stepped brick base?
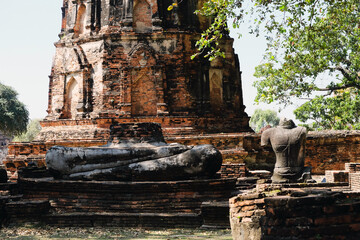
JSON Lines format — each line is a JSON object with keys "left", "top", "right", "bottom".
{"left": 1, "top": 178, "right": 236, "bottom": 228}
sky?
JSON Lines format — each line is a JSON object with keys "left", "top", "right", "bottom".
{"left": 0, "top": 1, "right": 295, "bottom": 121}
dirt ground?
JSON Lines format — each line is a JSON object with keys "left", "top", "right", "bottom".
{"left": 0, "top": 226, "right": 233, "bottom": 240}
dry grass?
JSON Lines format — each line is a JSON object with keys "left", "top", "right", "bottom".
{"left": 0, "top": 225, "right": 232, "bottom": 240}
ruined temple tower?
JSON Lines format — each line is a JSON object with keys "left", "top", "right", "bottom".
{"left": 40, "top": 0, "right": 250, "bottom": 137}
{"left": 5, "top": 0, "right": 251, "bottom": 176}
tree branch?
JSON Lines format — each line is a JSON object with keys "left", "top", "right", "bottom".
{"left": 315, "top": 66, "right": 360, "bottom": 93}
{"left": 316, "top": 83, "right": 360, "bottom": 92}
{"left": 335, "top": 65, "right": 354, "bottom": 82}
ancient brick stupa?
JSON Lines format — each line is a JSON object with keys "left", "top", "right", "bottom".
{"left": 5, "top": 0, "right": 251, "bottom": 178}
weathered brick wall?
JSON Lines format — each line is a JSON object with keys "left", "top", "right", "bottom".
{"left": 305, "top": 131, "right": 360, "bottom": 174}
{"left": 169, "top": 130, "right": 360, "bottom": 174}
{"left": 6, "top": 130, "right": 360, "bottom": 179}
{"left": 4, "top": 140, "right": 106, "bottom": 180}
{"left": 0, "top": 178, "right": 236, "bottom": 227}
{"left": 220, "top": 163, "right": 246, "bottom": 179}
{"left": 230, "top": 188, "right": 360, "bottom": 240}
{"left": 19, "top": 178, "right": 235, "bottom": 214}
{"left": 236, "top": 131, "right": 360, "bottom": 174}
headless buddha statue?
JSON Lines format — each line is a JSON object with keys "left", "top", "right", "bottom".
{"left": 261, "top": 118, "right": 314, "bottom": 183}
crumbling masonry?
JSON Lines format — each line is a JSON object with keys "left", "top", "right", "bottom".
{"left": 4, "top": 0, "right": 253, "bottom": 177}
{"left": 45, "top": 0, "right": 250, "bottom": 131}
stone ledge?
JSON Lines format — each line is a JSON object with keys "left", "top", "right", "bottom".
{"left": 308, "top": 130, "right": 360, "bottom": 138}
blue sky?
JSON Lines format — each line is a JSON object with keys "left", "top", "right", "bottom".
{"left": 0, "top": 1, "right": 295, "bottom": 120}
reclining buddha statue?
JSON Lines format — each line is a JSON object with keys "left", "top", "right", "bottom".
{"left": 46, "top": 123, "right": 222, "bottom": 181}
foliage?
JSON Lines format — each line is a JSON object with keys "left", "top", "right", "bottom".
{"left": 249, "top": 108, "right": 280, "bottom": 132}
{"left": 196, "top": 0, "right": 360, "bottom": 129}
{"left": 0, "top": 82, "right": 29, "bottom": 136}
{"left": 13, "top": 119, "right": 42, "bottom": 142}
{"left": 191, "top": 0, "right": 240, "bottom": 60}
{"left": 294, "top": 91, "right": 360, "bottom": 130}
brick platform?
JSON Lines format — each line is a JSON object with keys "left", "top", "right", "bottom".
{"left": 230, "top": 186, "right": 360, "bottom": 240}
{"left": 0, "top": 178, "right": 236, "bottom": 228}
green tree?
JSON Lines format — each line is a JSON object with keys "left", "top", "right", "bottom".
{"left": 196, "top": 0, "right": 360, "bottom": 129}
{"left": 13, "top": 119, "right": 42, "bottom": 142}
{"left": 294, "top": 90, "right": 360, "bottom": 130}
{"left": 0, "top": 82, "right": 29, "bottom": 136}
{"left": 249, "top": 109, "right": 280, "bottom": 133}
